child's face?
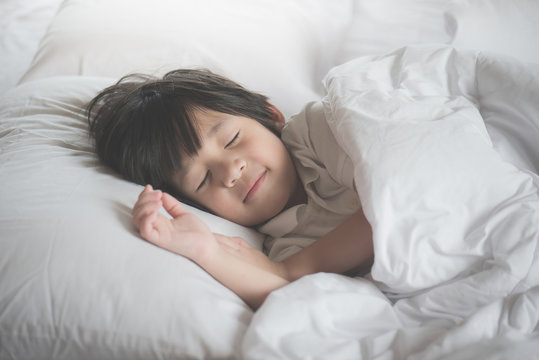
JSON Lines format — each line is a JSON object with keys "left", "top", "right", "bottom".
{"left": 170, "top": 108, "right": 299, "bottom": 227}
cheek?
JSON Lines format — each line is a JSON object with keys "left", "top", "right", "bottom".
{"left": 198, "top": 191, "right": 234, "bottom": 216}
{"left": 275, "top": 143, "right": 296, "bottom": 176}
{"left": 260, "top": 135, "right": 289, "bottom": 164}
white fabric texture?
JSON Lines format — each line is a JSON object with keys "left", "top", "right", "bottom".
{"left": 18, "top": 0, "right": 353, "bottom": 119}
{"left": 2, "top": 0, "right": 539, "bottom": 358}
{"left": 242, "top": 45, "right": 539, "bottom": 359}
{"left": 335, "top": 0, "right": 453, "bottom": 63}
{"left": 0, "top": 0, "right": 63, "bottom": 96}
{"left": 445, "top": 0, "right": 539, "bottom": 64}
{"left": 324, "top": 46, "right": 539, "bottom": 294}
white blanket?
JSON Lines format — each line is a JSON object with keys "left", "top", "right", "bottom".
{"left": 242, "top": 46, "right": 539, "bottom": 359}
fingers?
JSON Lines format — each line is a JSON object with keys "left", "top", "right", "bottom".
{"left": 135, "top": 185, "right": 191, "bottom": 219}
{"left": 132, "top": 185, "right": 189, "bottom": 230}
{"left": 137, "top": 184, "right": 154, "bottom": 199}
{"left": 132, "top": 185, "right": 193, "bottom": 243}
{"left": 132, "top": 186, "right": 168, "bottom": 245}
{"left": 132, "top": 186, "right": 163, "bottom": 230}
{"left": 161, "top": 192, "right": 189, "bottom": 219}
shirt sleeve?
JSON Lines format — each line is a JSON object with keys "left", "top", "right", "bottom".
{"left": 282, "top": 101, "right": 356, "bottom": 195}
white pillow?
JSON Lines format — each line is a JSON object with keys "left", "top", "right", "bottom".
{"left": 0, "top": 0, "right": 63, "bottom": 95}
{"left": 445, "top": 0, "right": 539, "bottom": 64}
{"left": 19, "top": 0, "right": 353, "bottom": 118}
{"left": 335, "top": 0, "right": 454, "bottom": 64}
{"left": 0, "top": 76, "right": 265, "bottom": 359}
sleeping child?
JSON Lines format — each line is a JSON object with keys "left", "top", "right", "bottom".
{"left": 87, "top": 69, "right": 374, "bottom": 309}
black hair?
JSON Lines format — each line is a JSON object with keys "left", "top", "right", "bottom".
{"left": 87, "top": 69, "right": 278, "bottom": 195}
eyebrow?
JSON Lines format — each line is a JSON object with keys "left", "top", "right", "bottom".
{"left": 208, "top": 119, "right": 224, "bottom": 137}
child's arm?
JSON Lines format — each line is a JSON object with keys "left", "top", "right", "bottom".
{"left": 214, "top": 208, "right": 373, "bottom": 284}
{"left": 281, "top": 209, "right": 373, "bottom": 281}
{"left": 132, "top": 185, "right": 289, "bottom": 309}
{"left": 133, "top": 186, "right": 373, "bottom": 309}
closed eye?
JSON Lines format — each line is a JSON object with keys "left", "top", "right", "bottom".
{"left": 196, "top": 171, "right": 209, "bottom": 191}
{"left": 225, "top": 131, "right": 240, "bottom": 148}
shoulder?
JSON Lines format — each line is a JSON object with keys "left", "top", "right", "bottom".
{"left": 283, "top": 101, "right": 346, "bottom": 169}
{"left": 283, "top": 101, "right": 356, "bottom": 192}
{"left": 281, "top": 101, "right": 327, "bottom": 155}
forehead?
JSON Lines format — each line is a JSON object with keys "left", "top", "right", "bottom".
{"left": 175, "top": 108, "right": 271, "bottom": 172}
{"left": 192, "top": 108, "right": 226, "bottom": 138}
{"left": 191, "top": 107, "right": 266, "bottom": 138}
{"left": 176, "top": 109, "right": 232, "bottom": 171}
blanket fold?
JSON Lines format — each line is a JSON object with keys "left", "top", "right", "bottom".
{"left": 243, "top": 45, "right": 539, "bottom": 359}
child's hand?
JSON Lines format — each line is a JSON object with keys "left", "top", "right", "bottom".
{"left": 132, "top": 185, "right": 289, "bottom": 309}
{"left": 132, "top": 185, "right": 217, "bottom": 261}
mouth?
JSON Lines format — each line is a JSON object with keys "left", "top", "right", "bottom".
{"left": 243, "top": 170, "right": 267, "bottom": 203}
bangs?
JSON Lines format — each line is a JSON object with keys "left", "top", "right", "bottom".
{"left": 88, "top": 68, "right": 277, "bottom": 195}
{"left": 135, "top": 83, "right": 202, "bottom": 183}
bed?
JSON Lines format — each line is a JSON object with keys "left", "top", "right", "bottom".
{"left": 1, "top": 0, "right": 538, "bottom": 358}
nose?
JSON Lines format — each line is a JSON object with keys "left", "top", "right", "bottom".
{"left": 221, "top": 158, "right": 246, "bottom": 188}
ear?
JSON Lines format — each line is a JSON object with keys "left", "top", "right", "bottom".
{"left": 266, "top": 102, "right": 285, "bottom": 131}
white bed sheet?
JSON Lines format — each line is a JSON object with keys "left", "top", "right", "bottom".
{"left": 1, "top": 0, "right": 539, "bottom": 359}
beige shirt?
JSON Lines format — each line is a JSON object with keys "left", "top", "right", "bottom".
{"left": 258, "top": 101, "right": 361, "bottom": 261}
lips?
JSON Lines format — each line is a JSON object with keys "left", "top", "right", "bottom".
{"left": 243, "top": 170, "right": 267, "bottom": 203}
